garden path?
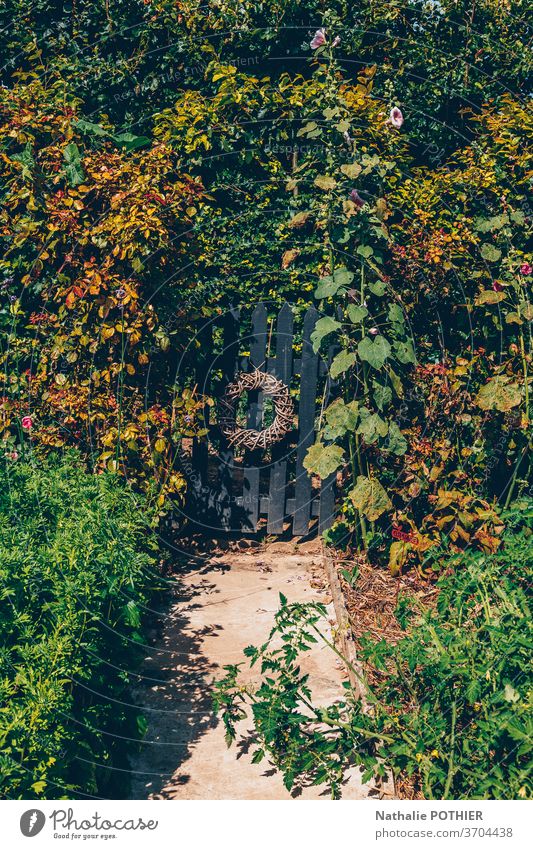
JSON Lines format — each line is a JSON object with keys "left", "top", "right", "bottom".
{"left": 129, "top": 539, "right": 373, "bottom": 800}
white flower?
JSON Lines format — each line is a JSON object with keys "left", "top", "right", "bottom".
{"left": 310, "top": 28, "right": 327, "bottom": 50}
{"left": 389, "top": 106, "right": 404, "bottom": 129}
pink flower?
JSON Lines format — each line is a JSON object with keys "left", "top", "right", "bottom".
{"left": 6, "top": 450, "right": 19, "bottom": 461}
{"left": 349, "top": 189, "right": 365, "bottom": 209}
{"left": 310, "top": 28, "right": 326, "bottom": 50}
{"left": 21, "top": 415, "right": 33, "bottom": 429}
{"left": 389, "top": 107, "right": 404, "bottom": 129}
{"left": 520, "top": 262, "right": 532, "bottom": 275}
{"left": 492, "top": 280, "right": 504, "bottom": 292}
{"left": 369, "top": 327, "right": 379, "bottom": 336}
{"left": 331, "top": 36, "right": 341, "bottom": 48}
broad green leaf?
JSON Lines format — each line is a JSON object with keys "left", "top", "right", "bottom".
{"left": 356, "top": 409, "right": 389, "bottom": 443}
{"left": 330, "top": 350, "right": 357, "bottom": 379}
{"left": 388, "top": 303, "right": 405, "bottom": 325}
{"left": 386, "top": 421, "right": 408, "bottom": 455}
{"left": 303, "top": 442, "right": 345, "bottom": 479}
{"left": 315, "top": 267, "right": 353, "bottom": 299}
{"left": 323, "top": 399, "right": 359, "bottom": 439}
{"left": 357, "top": 245, "right": 373, "bottom": 258}
{"left": 394, "top": 339, "right": 416, "bottom": 365}
{"left": 12, "top": 142, "right": 35, "bottom": 180}
{"left": 358, "top": 335, "right": 391, "bottom": 370}
{"left": 75, "top": 119, "right": 110, "bottom": 137}
{"left": 349, "top": 475, "right": 392, "bottom": 521}
{"left": 333, "top": 268, "right": 354, "bottom": 287}
{"left": 369, "top": 279, "right": 387, "bottom": 296}
{"left": 387, "top": 366, "right": 404, "bottom": 397}
{"left": 63, "top": 142, "right": 85, "bottom": 186}
{"left": 314, "top": 275, "right": 337, "bottom": 299}
{"left": 310, "top": 316, "right": 341, "bottom": 352}
{"left": 113, "top": 132, "right": 151, "bottom": 151}
{"left": 372, "top": 381, "right": 392, "bottom": 411}
{"left": 480, "top": 244, "right": 502, "bottom": 262}
{"left": 347, "top": 304, "right": 368, "bottom": 323}
{"left": 475, "top": 376, "right": 522, "bottom": 412}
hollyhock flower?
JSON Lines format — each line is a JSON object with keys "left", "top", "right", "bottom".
{"left": 310, "top": 28, "right": 326, "bottom": 49}
{"left": 389, "top": 107, "right": 404, "bottom": 129}
{"left": 349, "top": 189, "right": 365, "bottom": 209}
{"left": 21, "top": 416, "right": 33, "bottom": 429}
{"left": 331, "top": 36, "right": 341, "bottom": 48}
{"left": 369, "top": 327, "right": 379, "bottom": 336}
{"left": 520, "top": 262, "right": 532, "bottom": 275}
{"left": 492, "top": 280, "right": 504, "bottom": 292}
{"left": 7, "top": 451, "right": 19, "bottom": 461}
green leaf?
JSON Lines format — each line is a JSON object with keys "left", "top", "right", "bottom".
{"left": 369, "top": 279, "right": 387, "bottom": 296}
{"left": 74, "top": 119, "right": 110, "bottom": 138}
{"left": 63, "top": 142, "right": 85, "bottom": 186}
{"left": 394, "top": 340, "right": 416, "bottom": 365}
{"left": 349, "top": 475, "right": 392, "bottom": 521}
{"left": 356, "top": 409, "right": 389, "bottom": 443}
{"left": 113, "top": 132, "right": 151, "bottom": 151}
{"left": 475, "top": 376, "right": 522, "bottom": 412}
{"left": 347, "top": 304, "right": 368, "bottom": 323}
{"left": 386, "top": 421, "right": 408, "bottom": 455}
{"left": 314, "top": 276, "right": 337, "bottom": 299}
{"left": 315, "top": 267, "right": 353, "bottom": 299}
{"left": 310, "top": 317, "right": 341, "bottom": 352}
{"left": 388, "top": 303, "right": 405, "bottom": 325}
{"left": 12, "top": 142, "right": 35, "bottom": 180}
{"left": 372, "top": 381, "right": 392, "bottom": 411}
{"left": 323, "top": 399, "right": 359, "bottom": 439}
{"left": 357, "top": 335, "right": 391, "bottom": 370}
{"left": 330, "top": 350, "right": 357, "bottom": 379}
{"left": 333, "top": 268, "right": 354, "bottom": 287}
{"left": 357, "top": 245, "right": 374, "bottom": 258}
{"left": 480, "top": 244, "right": 502, "bottom": 262}
{"left": 303, "top": 442, "right": 345, "bottom": 479}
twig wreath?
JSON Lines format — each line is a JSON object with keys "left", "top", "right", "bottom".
{"left": 220, "top": 369, "right": 294, "bottom": 450}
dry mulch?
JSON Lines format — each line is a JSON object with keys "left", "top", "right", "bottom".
{"left": 334, "top": 553, "right": 440, "bottom": 800}
{"left": 336, "top": 553, "right": 438, "bottom": 645}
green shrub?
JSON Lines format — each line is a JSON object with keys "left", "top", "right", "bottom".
{"left": 0, "top": 451, "right": 164, "bottom": 799}
{"left": 214, "top": 511, "right": 533, "bottom": 799}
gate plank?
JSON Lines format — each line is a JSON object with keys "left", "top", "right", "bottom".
{"left": 242, "top": 303, "right": 268, "bottom": 530}
{"left": 292, "top": 307, "right": 319, "bottom": 536}
{"left": 267, "top": 303, "right": 294, "bottom": 534}
{"left": 217, "top": 307, "right": 240, "bottom": 531}
{"left": 191, "top": 319, "right": 213, "bottom": 502}
{"left": 319, "top": 339, "right": 339, "bottom": 533}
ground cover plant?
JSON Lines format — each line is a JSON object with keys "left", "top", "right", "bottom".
{"left": 0, "top": 451, "right": 164, "bottom": 799}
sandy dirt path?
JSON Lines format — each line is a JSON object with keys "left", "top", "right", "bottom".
{"left": 129, "top": 540, "right": 372, "bottom": 800}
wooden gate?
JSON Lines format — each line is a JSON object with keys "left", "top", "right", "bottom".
{"left": 184, "top": 303, "right": 336, "bottom": 536}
